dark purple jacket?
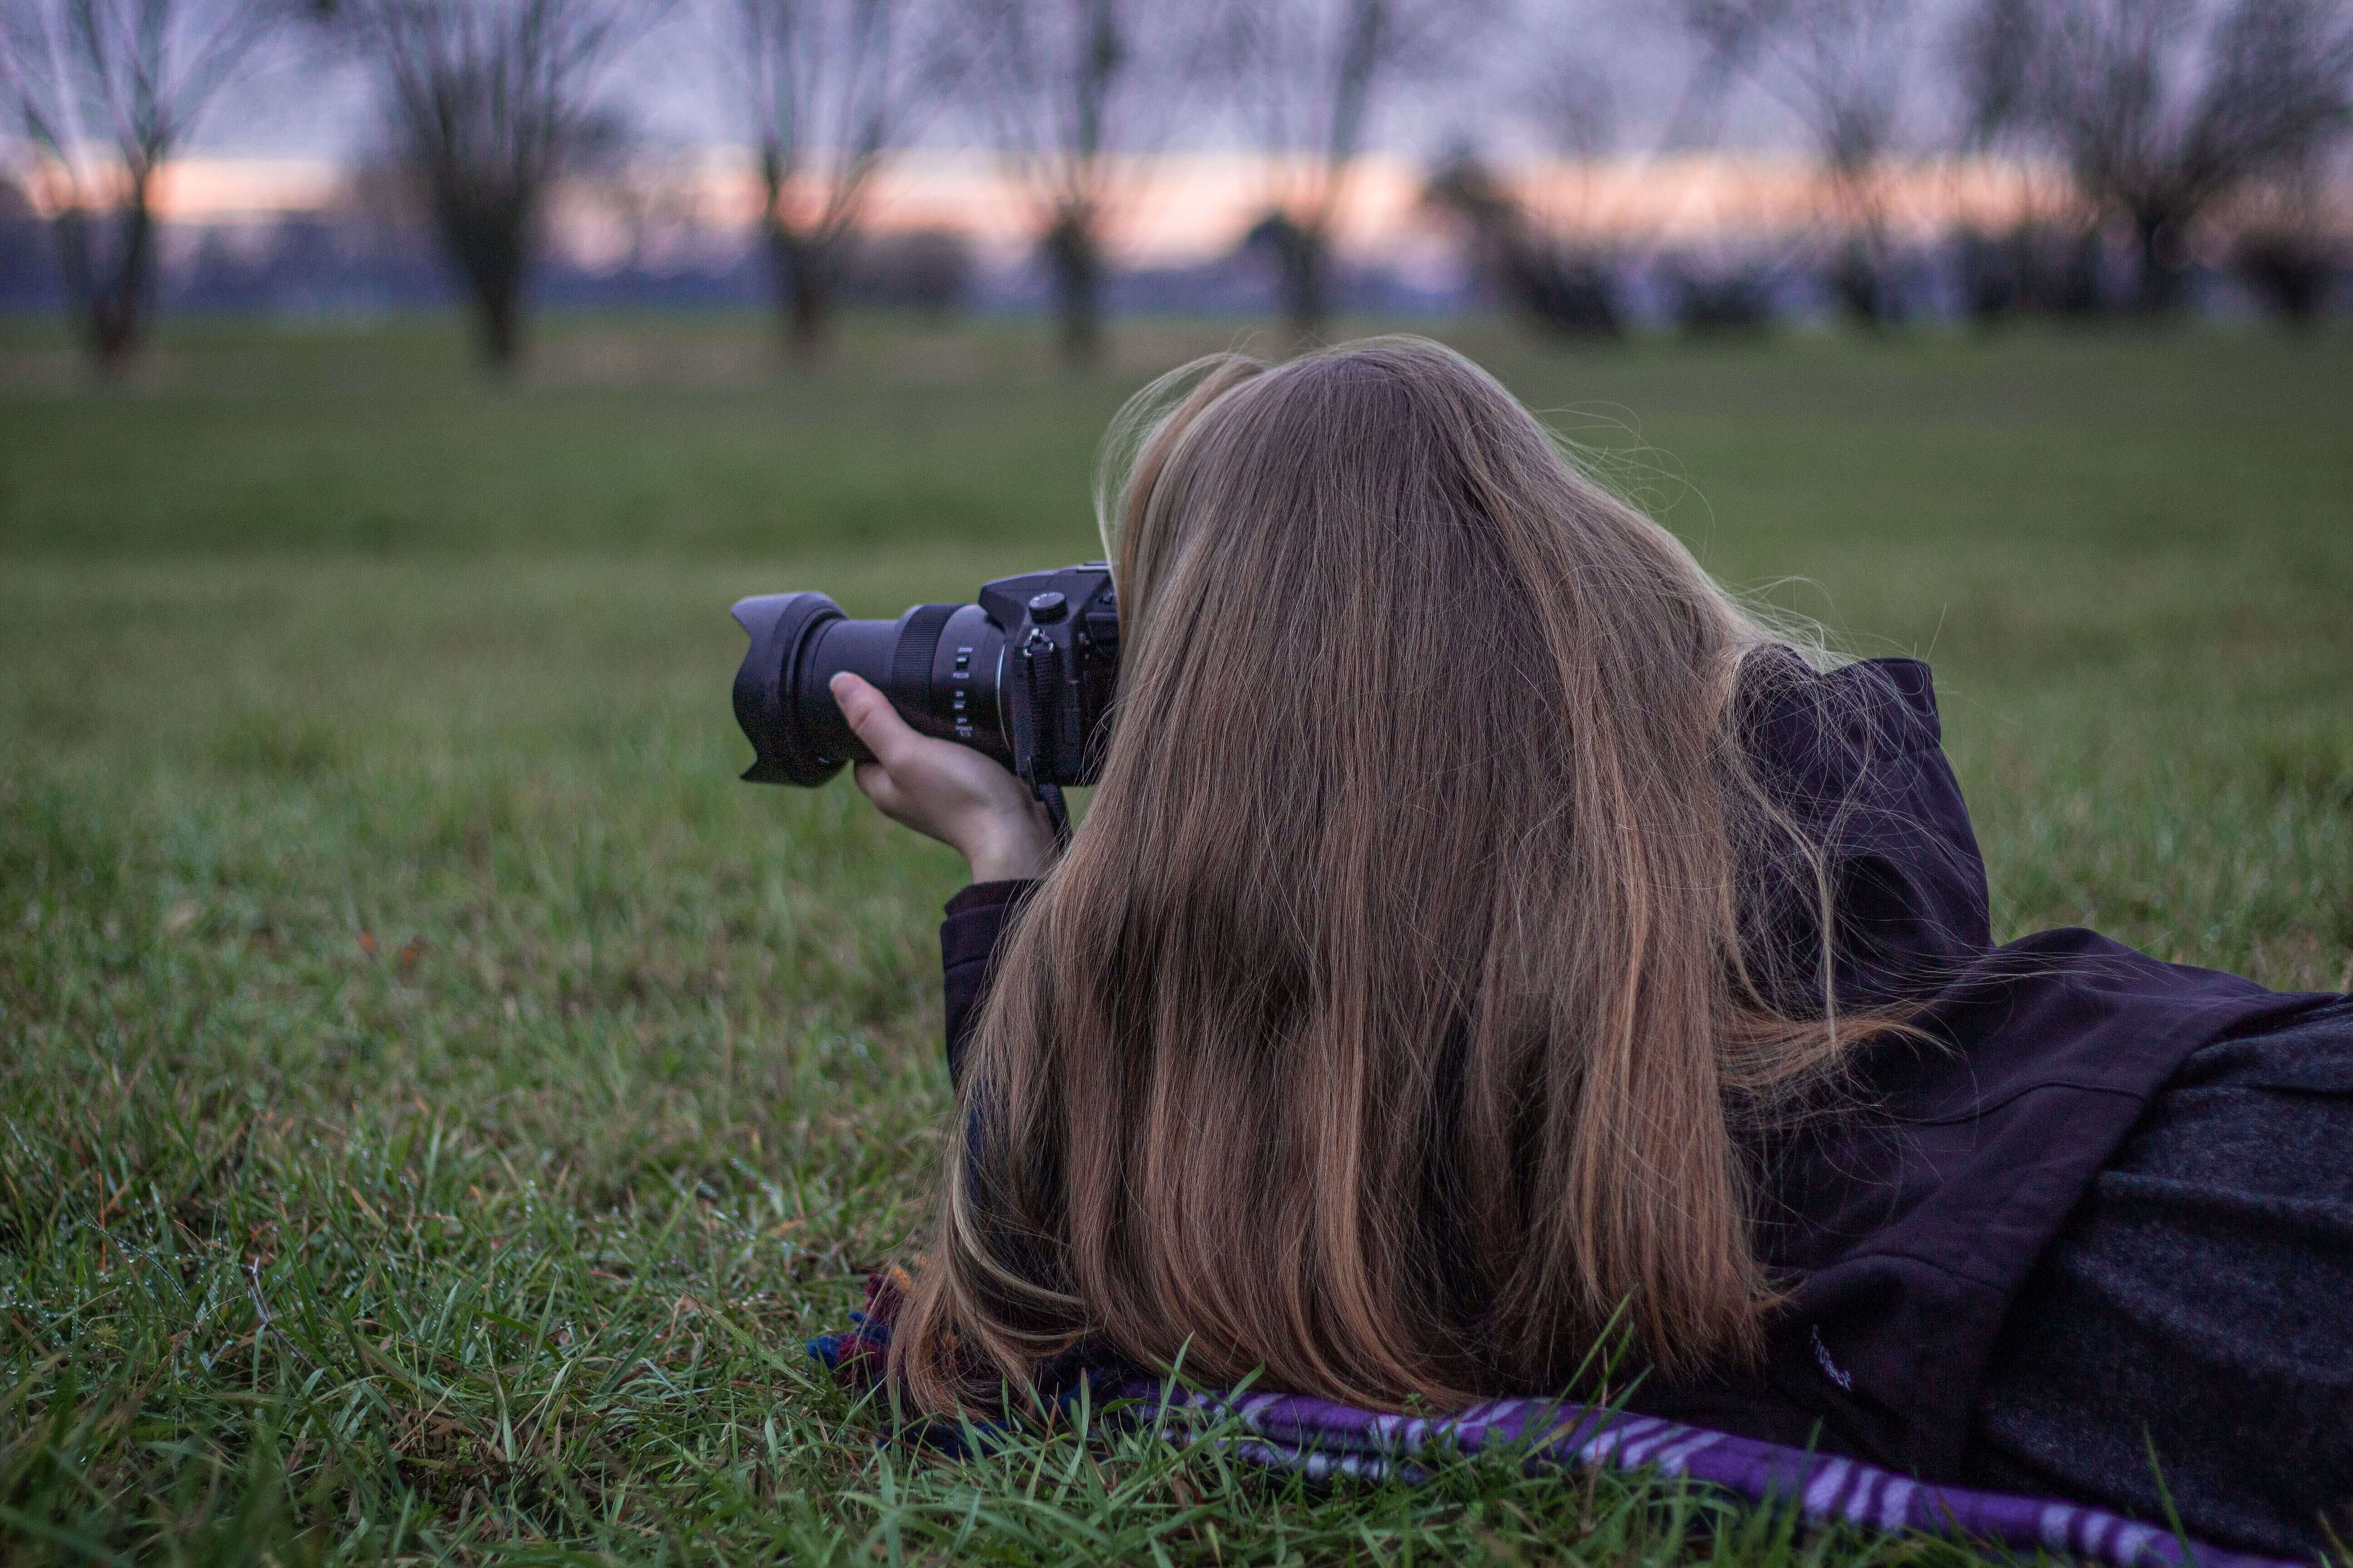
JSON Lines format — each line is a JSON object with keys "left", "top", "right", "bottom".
{"left": 935, "top": 656, "right": 2332, "bottom": 1483}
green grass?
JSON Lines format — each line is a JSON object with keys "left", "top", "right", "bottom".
{"left": 2, "top": 312, "right": 2349, "bottom": 1564}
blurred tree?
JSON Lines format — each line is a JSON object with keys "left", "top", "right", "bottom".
{"left": 841, "top": 223, "right": 971, "bottom": 313}
{"left": 1664, "top": 259, "right": 1785, "bottom": 330}
{"left": 1422, "top": 150, "right": 1622, "bottom": 335}
{"left": 1673, "top": 0, "right": 1798, "bottom": 143}
{"left": 958, "top": 0, "right": 1207, "bottom": 368}
{"left": 577, "top": 139, "right": 707, "bottom": 305}
{"left": 1489, "top": 6, "right": 1802, "bottom": 337}
{"left": 724, "top": 0, "right": 947, "bottom": 360}
{"left": 0, "top": 171, "right": 54, "bottom": 309}
{"left": 2224, "top": 162, "right": 2348, "bottom": 326}
{"left": 1682, "top": 0, "right": 1923, "bottom": 328}
{"left": 0, "top": 0, "right": 284, "bottom": 375}
{"left": 1227, "top": 0, "right": 1494, "bottom": 341}
{"left": 1950, "top": 0, "right": 2107, "bottom": 320}
{"left": 1505, "top": 42, "right": 1625, "bottom": 328}
{"left": 1960, "top": 0, "right": 2353, "bottom": 314}
{"left": 316, "top": 0, "right": 652, "bottom": 372}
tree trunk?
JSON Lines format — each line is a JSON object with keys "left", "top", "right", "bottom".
{"left": 472, "top": 275, "right": 524, "bottom": 374}
{"left": 451, "top": 233, "right": 528, "bottom": 374}
{"left": 1829, "top": 233, "right": 1898, "bottom": 331}
{"left": 85, "top": 272, "right": 147, "bottom": 380}
{"left": 1509, "top": 245, "right": 1622, "bottom": 338}
{"left": 789, "top": 257, "right": 831, "bottom": 358}
{"left": 2130, "top": 206, "right": 2188, "bottom": 317}
{"left": 51, "top": 187, "right": 157, "bottom": 380}
{"left": 2233, "top": 230, "right": 2330, "bottom": 330}
{"left": 768, "top": 220, "right": 835, "bottom": 362}
{"left": 1045, "top": 209, "right": 1103, "bottom": 370}
{"left": 1280, "top": 222, "right": 1331, "bottom": 344}
{"left": 1957, "top": 227, "right": 2017, "bottom": 326}
{"left": 427, "top": 184, "right": 534, "bottom": 376}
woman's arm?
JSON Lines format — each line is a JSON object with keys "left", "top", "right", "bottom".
{"left": 941, "top": 879, "right": 1035, "bottom": 1084}
{"left": 830, "top": 672, "right": 1052, "bottom": 1081}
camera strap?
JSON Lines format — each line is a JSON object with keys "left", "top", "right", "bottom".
{"left": 1036, "top": 781, "right": 1072, "bottom": 851}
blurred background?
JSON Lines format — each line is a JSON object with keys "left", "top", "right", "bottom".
{"left": 2, "top": 6, "right": 2349, "bottom": 1553}
{"left": 3, "top": 0, "right": 2351, "bottom": 369}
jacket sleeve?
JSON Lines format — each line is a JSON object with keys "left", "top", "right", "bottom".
{"left": 1734, "top": 654, "right": 1994, "bottom": 1012}
{"left": 941, "top": 879, "right": 1038, "bottom": 1086}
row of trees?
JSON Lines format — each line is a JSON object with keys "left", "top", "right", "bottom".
{"left": 1431, "top": 0, "right": 2353, "bottom": 338}
{"left": 1955, "top": 0, "right": 2353, "bottom": 316}
{"left": 4, "top": 0, "right": 2350, "bottom": 378}
{"left": 0, "top": 0, "right": 1458, "bottom": 374}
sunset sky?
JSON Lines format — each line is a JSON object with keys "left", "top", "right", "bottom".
{"left": 122, "top": 149, "right": 2074, "bottom": 271}
{"left": 29, "top": 0, "right": 2337, "bottom": 273}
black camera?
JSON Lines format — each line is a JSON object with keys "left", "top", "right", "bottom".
{"left": 731, "top": 564, "right": 1120, "bottom": 821}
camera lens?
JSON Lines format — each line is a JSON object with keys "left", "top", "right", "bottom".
{"left": 732, "top": 594, "right": 1008, "bottom": 785}
{"left": 734, "top": 564, "right": 1115, "bottom": 792}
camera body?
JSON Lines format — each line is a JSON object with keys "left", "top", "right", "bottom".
{"left": 731, "top": 564, "right": 1119, "bottom": 792}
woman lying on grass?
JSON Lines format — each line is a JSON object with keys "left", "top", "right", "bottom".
{"left": 821, "top": 335, "right": 2351, "bottom": 1557}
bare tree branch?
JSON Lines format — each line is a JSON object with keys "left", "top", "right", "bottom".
{"left": 0, "top": 0, "right": 284, "bottom": 374}
{"left": 1682, "top": 0, "right": 1922, "bottom": 325}
{"left": 957, "top": 0, "right": 1210, "bottom": 366}
{"left": 1946, "top": 0, "right": 2098, "bottom": 320}
{"left": 2189, "top": 0, "right": 2353, "bottom": 184}
{"left": 1511, "top": 4, "right": 1793, "bottom": 269}
{"left": 723, "top": 0, "right": 948, "bottom": 359}
{"left": 1226, "top": 0, "right": 1496, "bottom": 339}
{"left": 1974, "top": 0, "right": 2353, "bottom": 311}
{"left": 319, "top": 0, "right": 656, "bottom": 371}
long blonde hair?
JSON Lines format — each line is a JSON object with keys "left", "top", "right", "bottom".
{"left": 894, "top": 335, "right": 1893, "bottom": 1413}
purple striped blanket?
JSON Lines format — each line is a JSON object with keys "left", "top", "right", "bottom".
{"left": 810, "top": 1273, "right": 2303, "bottom": 1568}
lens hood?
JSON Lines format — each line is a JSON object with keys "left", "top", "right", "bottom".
{"left": 731, "top": 591, "right": 848, "bottom": 785}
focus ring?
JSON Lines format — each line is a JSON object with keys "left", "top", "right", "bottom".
{"left": 894, "top": 603, "right": 957, "bottom": 697}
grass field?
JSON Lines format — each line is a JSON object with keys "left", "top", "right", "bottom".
{"left": 2, "top": 313, "right": 2349, "bottom": 1564}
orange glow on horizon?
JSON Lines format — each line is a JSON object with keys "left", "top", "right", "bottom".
{"left": 21, "top": 148, "right": 2345, "bottom": 265}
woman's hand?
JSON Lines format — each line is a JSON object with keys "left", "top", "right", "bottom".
{"left": 830, "top": 672, "right": 1056, "bottom": 884}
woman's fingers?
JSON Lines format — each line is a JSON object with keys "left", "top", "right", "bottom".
{"left": 829, "top": 670, "right": 1057, "bottom": 881}
{"left": 832, "top": 672, "right": 969, "bottom": 828}
{"left": 831, "top": 672, "right": 919, "bottom": 770}
{"left": 849, "top": 757, "right": 896, "bottom": 809}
